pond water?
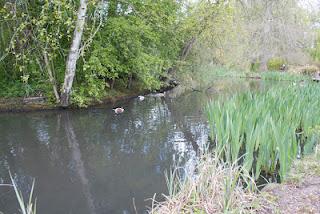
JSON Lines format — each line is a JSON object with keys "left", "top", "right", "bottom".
{"left": 0, "top": 79, "right": 267, "bottom": 214}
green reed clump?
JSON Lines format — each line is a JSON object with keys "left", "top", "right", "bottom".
{"left": 260, "top": 71, "right": 310, "bottom": 81}
{"left": 206, "top": 83, "right": 320, "bottom": 181}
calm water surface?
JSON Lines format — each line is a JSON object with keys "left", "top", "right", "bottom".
{"left": 0, "top": 79, "right": 267, "bottom": 214}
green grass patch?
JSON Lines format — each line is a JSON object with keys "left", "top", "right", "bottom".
{"left": 260, "top": 71, "right": 311, "bottom": 81}
{"left": 267, "top": 58, "right": 286, "bottom": 71}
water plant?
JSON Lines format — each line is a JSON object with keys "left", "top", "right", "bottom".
{"left": 260, "top": 71, "right": 310, "bottom": 81}
{"left": 206, "top": 82, "right": 320, "bottom": 181}
{"left": 9, "top": 172, "right": 37, "bottom": 214}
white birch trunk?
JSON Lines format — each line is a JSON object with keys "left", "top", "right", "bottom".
{"left": 60, "top": 0, "right": 88, "bottom": 107}
{"left": 43, "top": 51, "right": 60, "bottom": 103}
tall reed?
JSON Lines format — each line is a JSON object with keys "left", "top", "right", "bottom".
{"left": 9, "top": 172, "right": 37, "bottom": 214}
{"left": 206, "top": 82, "right": 320, "bottom": 180}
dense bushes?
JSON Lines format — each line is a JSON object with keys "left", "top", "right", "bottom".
{"left": 0, "top": 0, "right": 187, "bottom": 105}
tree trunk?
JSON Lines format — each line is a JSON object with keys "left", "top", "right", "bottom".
{"left": 110, "top": 79, "right": 115, "bottom": 90}
{"left": 167, "top": 37, "right": 197, "bottom": 74}
{"left": 60, "top": 0, "right": 88, "bottom": 107}
{"left": 259, "top": 58, "right": 268, "bottom": 71}
{"left": 180, "top": 37, "right": 196, "bottom": 61}
{"left": 43, "top": 51, "right": 60, "bottom": 103}
{"left": 127, "top": 73, "right": 133, "bottom": 89}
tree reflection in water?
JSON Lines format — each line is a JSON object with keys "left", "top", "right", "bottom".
{"left": 0, "top": 79, "right": 267, "bottom": 214}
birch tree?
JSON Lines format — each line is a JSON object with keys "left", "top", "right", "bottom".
{"left": 60, "top": 0, "right": 88, "bottom": 107}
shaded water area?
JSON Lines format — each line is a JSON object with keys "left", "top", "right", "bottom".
{"left": 0, "top": 79, "right": 272, "bottom": 214}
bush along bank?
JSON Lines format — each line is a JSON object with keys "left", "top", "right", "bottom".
{"left": 0, "top": 77, "right": 179, "bottom": 112}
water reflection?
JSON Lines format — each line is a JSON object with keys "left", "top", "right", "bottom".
{"left": 63, "top": 112, "right": 96, "bottom": 214}
{"left": 0, "top": 79, "right": 270, "bottom": 214}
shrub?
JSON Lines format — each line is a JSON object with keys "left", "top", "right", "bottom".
{"left": 267, "top": 58, "right": 286, "bottom": 71}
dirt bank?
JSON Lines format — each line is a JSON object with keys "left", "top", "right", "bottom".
{"left": 262, "top": 154, "right": 320, "bottom": 214}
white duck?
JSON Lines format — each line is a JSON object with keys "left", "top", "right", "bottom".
{"left": 149, "top": 92, "right": 166, "bottom": 97}
{"left": 113, "top": 107, "right": 124, "bottom": 114}
{"left": 138, "top": 95, "right": 145, "bottom": 101}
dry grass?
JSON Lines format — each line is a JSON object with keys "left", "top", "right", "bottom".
{"left": 288, "top": 64, "right": 319, "bottom": 74}
{"left": 150, "top": 154, "right": 272, "bottom": 214}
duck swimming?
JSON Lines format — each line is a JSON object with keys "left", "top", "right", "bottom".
{"left": 149, "top": 92, "right": 166, "bottom": 97}
{"left": 113, "top": 107, "right": 124, "bottom": 114}
{"left": 138, "top": 95, "right": 145, "bottom": 101}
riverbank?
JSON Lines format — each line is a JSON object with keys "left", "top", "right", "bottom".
{"left": 151, "top": 77, "right": 320, "bottom": 213}
{"left": 0, "top": 82, "right": 177, "bottom": 113}
{"left": 150, "top": 153, "right": 271, "bottom": 213}
{"left": 262, "top": 153, "right": 320, "bottom": 213}
{"left": 0, "top": 65, "right": 316, "bottom": 113}
{"left": 151, "top": 151, "right": 320, "bottom": 214}
{"left": 0, "top": 91, "right": 139, "bottom": 113}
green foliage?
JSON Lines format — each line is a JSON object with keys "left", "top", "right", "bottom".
{"left": 206, "top": 83, "right": 320, "bottom": 181}
{"left": 179, "top": 64, "right": 246, "bottom": 90}
{"left": 267, "top": 58, "right": 286, "bottom": 71}
{"left": 0, "top": 0, "right": 76, "bottom": 99}
{"left": 84, "top": 15, "right": 164, "bottom": 90}
{"left": 0, "top": 0, "right": 187, "bottom": 106}
{"left": 71, "top": 73, "right": 107, "bottom": 107}
{"left": 310, "top": 31, "right": 320, "bottom": 62}
{"left": 250, "top": 62, "right": 260, "bottom": 72}
{"left": 76, "top": 0, "right": 185, "bottom": 102}
{"left": 260, "top": 71, "right": 310, "bottom": 81}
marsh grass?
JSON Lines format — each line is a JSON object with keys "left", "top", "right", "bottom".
{"left": 150, "top": 154, "right": 272, "bottom": 214}
{"left": 259, "top": 71, "right": 311, "bottom": 81}
{"left": 206, "top": 83, "right": 320, "bottom": 181}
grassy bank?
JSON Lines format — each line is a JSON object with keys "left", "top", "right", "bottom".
{"left": 152, "top": 79, "right": 320, "bottom": 213}
{"left": 151, "top": 148, "right": 320, "bottom": 213}
{"left": 177, "top": 65, "right": 311, "bottom": 92}
{"left": 259, "top": 71, "right": 311, "bottom": 81}
{"left": 151, "top": 153, "right": 271, "bottom": 213}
